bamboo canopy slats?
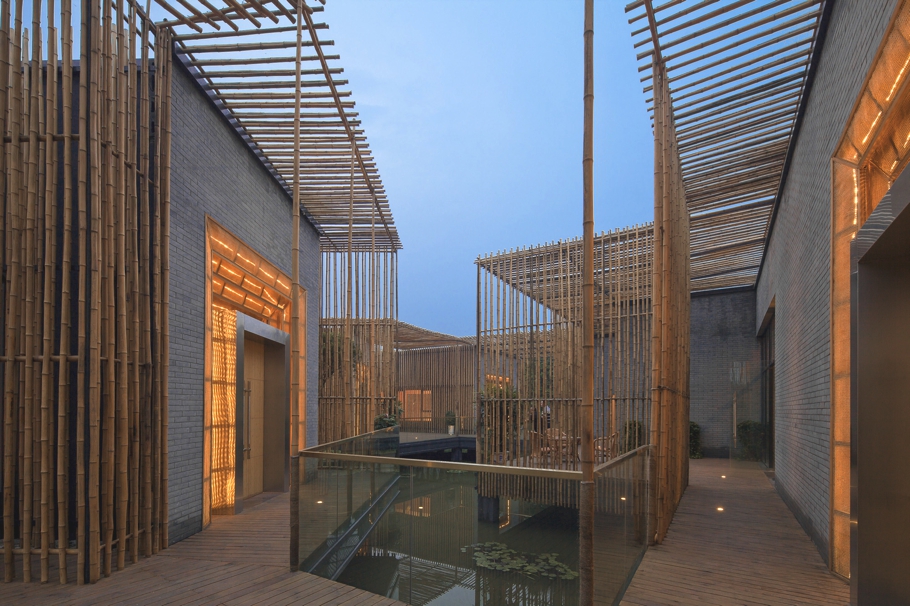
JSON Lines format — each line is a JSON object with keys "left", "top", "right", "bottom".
{"left": 624, "top": 0, "right": 827, "bottom": 291}
{"left": 1, "top": 0, "right": 170, "bottom": 584}
{"left": 154, "top": 0, "right": 401, "bottom": 251}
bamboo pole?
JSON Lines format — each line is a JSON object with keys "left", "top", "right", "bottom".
{"left": 160, "top": 26, "right": 172, "bottom": 550}
{"left": 57, "top": 0, "right": 75, "bottom": 582}
{"left": 115, "top": 0, "right": 129, "bottom": 568}
{"left": 76, "top": 0, "right": 89, "bottom": 582}
{"left": 40, "top": 0, "right": 60, "bottom": 581}
{"left": 580, "top": 0, "right": 595, "bottom": 592}
{"left": 23, "top": 18, "right": 40, "bottom": 584}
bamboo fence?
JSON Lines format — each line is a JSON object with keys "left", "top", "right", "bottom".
{"left": 625, "top": 0, "right": 826, "bottom": 291}
{"left": 318, "top": 249, "right": 398, "bottom": 444}
{"left": 648, "top": 54, "right": 691, "bottom": 545}
{"left": 1, "top": 0, "right": 171, "bottom": 584}
{"left": 475, "top": 225, "right": 654, "bottom": 481}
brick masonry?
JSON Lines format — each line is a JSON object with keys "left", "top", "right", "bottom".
{"left": 168, "top": 57, "right": 321, "bottom": 543}
{"left": 754, "top": 0, "right": 898, "bottom": 562}
{"left": 689, "top": 288, "right": 760, "bottom": 459}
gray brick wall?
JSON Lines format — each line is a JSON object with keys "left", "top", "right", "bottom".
{"left": 690, "top": 289, "right": 760, "bottom": 458}
{"left": 168, "top": 57, "right": 321, "bottom": 543}
{"left": 755, "top": 0, "right": 897, "bottom": 561}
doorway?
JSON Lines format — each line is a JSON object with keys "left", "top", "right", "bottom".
{"left": 234, "top": 314, "right": 290, "bottom": 512}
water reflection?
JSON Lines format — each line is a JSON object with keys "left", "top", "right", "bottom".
{"left": 334, "top": 471, "right": 579, "bottom": 605}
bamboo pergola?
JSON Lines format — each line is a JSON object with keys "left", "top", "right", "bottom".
{"left": 625, "top": 0, "right": 827, "bottom": 292}
{"left": 1, "top": 0, "right": 172, "bottom": 584}
{"left": 155, "top": 1, "right": 400, "bottom": 252}
{"left": 475, "top": 225, "right": 654, "bottom": 473}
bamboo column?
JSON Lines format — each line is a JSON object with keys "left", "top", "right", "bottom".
{"left": 289, "top": 0, "right": 303, "bottom": 569}
{"left": 580, "top": 0, "right": 595, "bottom": 602}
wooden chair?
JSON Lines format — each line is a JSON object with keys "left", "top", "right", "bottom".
{"left": 529, "top": 430, "right": 553, "bottom": 464}
{"left": 595, "top": 433, "right": 618, "bottom": 462}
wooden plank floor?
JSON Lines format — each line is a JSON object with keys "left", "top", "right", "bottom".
{"left": 621, "top": 459, "right": 850, "bottom": 606}
{"left": 0, "top": 492, "right": 404, "bottom": 606}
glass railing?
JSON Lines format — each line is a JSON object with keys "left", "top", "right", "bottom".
{"left": 397, "top": 416, "right": 477, "bottom": 436}
{"left": 293, "top": 427, "right": 650, "bottom": 605}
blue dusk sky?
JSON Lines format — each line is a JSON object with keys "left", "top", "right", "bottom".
{"left": 320, "top": 1, "right": 655, "bottom": 337}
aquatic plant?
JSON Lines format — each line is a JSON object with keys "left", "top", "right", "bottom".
{"left": 462, "top": 542, "right": 578, "bottom": 581}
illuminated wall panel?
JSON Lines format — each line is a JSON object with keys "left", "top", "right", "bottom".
{"left": 831, "top": 0, "right": 910, "bottom": 578}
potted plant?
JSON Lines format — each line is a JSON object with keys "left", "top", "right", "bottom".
{"left": 445, "top": 410, "right": 457, "bottom": 436}
{"left": 374, "top": 412, "right": 399, "bottom": 431}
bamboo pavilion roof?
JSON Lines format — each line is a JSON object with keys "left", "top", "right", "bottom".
{"left": 154, "top": 0, "right": 401, "bottom": 251}
{"left": 625, "top": 0, "right": 828, "bottom": 291}
{"left": 476, "top": 224, "right": 654, "bottom": 320}
{"left": 395, "top": 321, "right": 473, "bottom": 350}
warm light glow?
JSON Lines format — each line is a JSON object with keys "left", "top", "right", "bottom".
{"left": 620, "top": 497, "right": 626, "bottom": 501}
{"left": 418, "top": 506, "right": 423, "bottom": 509}
{"left": 862, "top": 111, "right": 882, "bottom": 145}
{"left": 853, "top": 169, "right": 859, "bottom": 230}
{"left": 885, "top": 53, "right": 910, "bottom": 101}
{"left": 721, "top": 475, "right": 726, "bottom": 479}
{"left": 717, "top": 507, "right": 724, "bottom": 512}
{"left": 316, "top": 500, "right": 323, "bottom": 504}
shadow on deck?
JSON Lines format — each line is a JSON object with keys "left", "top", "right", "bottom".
{"left": 0, "top": 492, "right": 405, "bottom": 606}
{"left": 622, "top": 459, "right": 849, "bottom": 606}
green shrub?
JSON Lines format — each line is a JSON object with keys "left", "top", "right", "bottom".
{"left": 622, "top": 420, "right": 645, "bottom": 453}
{"left": 736, "top": 420, "right": 766, "bottom": 461}
{"left": 689, "top": 421, "right": 703, "bottom": 459}
{"left": 445, "top": 410, "right": 457, "bottom": 427}
{"left": 373, "top": 413, "right": 399, "bottom": 430}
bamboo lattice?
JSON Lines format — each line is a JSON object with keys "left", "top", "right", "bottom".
{"left": 1, "top": 0, "right": 171, "bottom": 584}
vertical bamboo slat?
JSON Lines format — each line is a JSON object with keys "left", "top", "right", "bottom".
{"left": 1, "top": 0, "right": 172, "bottom": 584}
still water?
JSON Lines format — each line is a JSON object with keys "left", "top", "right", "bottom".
{"left": 334, "top": 470, "right": 579, "bottom": 605}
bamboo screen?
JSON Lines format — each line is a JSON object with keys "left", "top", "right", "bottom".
{"left": 318, "top": 250, "right": 397, "bottom": 443}
{"left": 1, "top": 0, "right": 172, "bottom": 584}
{"left": 829, "top": 0, "right": 910, "bottom": 578}
{"left": 209, "top": 307, "right": 237, "bottom": 516}
{"left": 650, "top": 60, "right": 691, "bottom": 545}
{"left": 475, "top": 225, "right": 654, "bottom": 474}
{"left": 396, "top": 344, "right": 475, "bottom": 434}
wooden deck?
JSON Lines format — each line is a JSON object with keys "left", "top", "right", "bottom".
{"left": 621, "top": 458, "right": 850, "bottom": 606}
{"left": 0, "top": 492, "right": 404, "bottom": 606}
